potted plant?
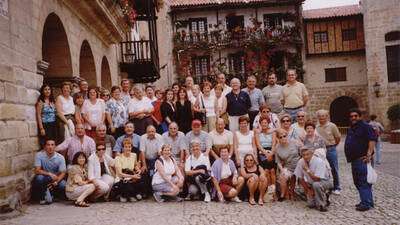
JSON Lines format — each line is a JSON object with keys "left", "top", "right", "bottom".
{"left": 387, "top": 104, "right": 400, "bottom": 144}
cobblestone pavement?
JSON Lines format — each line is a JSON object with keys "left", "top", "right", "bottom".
{"left": 2, "top": 141, "right": 399, "bottom": 225}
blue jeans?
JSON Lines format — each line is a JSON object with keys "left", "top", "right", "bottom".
{"left": 351, "top": 159, "right": 374, "bottom": 208}
{"left": 283, "top": 107, "right": 303, "bottom": 123}
{"left": 374, "top": 137, "right": 382, "bottom": 164}
{"left": 32, "top": 175, "right": 66, "bottom": 201}
{"left": 326, "top": 146, "right": 341, "bottom": 191}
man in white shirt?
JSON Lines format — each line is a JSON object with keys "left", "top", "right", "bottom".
{"left": 209, "top": 118, "right": 234, "bottom": 162}
{"left": 211, "top": 73, "right": 232, "bottom": 97}
{"left": 295, "top": 147, "right": 333, "bottom": 212}
{"left": 140, "top": 125, "right": 164, "bottom": 175}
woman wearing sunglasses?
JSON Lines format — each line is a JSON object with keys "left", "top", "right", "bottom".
{"left": 240, "top": 154, "right": 267, "bottom": 205}
{"left": 275, "top": 128, "right": 301, "bottom": 201}
{"left": 280, "top": 114, "right": 303, "bottom": 141}
{"left": 252, "top": 105, "right": 280, "bottom": 131}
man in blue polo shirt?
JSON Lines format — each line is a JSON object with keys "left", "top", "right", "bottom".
{"left": 345, "top": 108, "right": 377, "bottom": 211}
{"left": 226, "top": 78, "right": 251, "bottom": 132}
{"left": 32, "top": 138, "right": 66, "bottom": 204}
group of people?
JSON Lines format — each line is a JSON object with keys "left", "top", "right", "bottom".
{"left": 33, "top": 69, "right": 378, "bottom": 212}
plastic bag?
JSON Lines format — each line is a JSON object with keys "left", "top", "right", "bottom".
{"left": 367, "top": 163, "right": 377, "bottom": 184}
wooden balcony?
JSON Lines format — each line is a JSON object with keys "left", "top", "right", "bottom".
{"left": 120, "top": 40, "right": 160, "bottom": 83}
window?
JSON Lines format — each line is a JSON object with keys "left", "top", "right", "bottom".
{"left": 386, "top": 45, "right": 400, "bottom": 82}
{"left": 342, "top": 28, "right": 357, "bottom": 41}
{"left": 189, "top": 18, "right": 207, "bottom": 42}
{"left": 325, "top": 67, "right": 347, "bottom": 82}
{"left": 192, "top": 56, "right": 210, "bottom": 77}
{"left": 228, "top": 52, "right": 245, "bottom": 75}
{"left": 314, "top": 32, "right": 328, "bottom": 44}
{"left": 263, "top": 14, "right": 283, "bottom": 29}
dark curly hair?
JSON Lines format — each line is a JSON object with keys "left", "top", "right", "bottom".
{"left": 71, "top": 152, "right": 88, "bottom": 165}
{"left": 37, "top": 84, "right": 55, "bottom": 104}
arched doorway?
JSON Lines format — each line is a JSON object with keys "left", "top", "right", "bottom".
{"left": 101, "top": 56, "right": 112, "bottom": 89}
{"left": 330, "top": 96, "right": 358, "bottom": 127}
{"left": 79, "top": 40, "right": 97, "bottom": 86}
{"left": 42, "top": 13, "right": 72, "bottom": 82}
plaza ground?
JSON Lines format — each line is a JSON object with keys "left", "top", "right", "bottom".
{"left": 1, "top": 141, "right": 399, "bottom": 225}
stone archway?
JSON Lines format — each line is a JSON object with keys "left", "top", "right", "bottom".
{"left": 79, "top": 40, "right": 97, "bottom": 86}
{"left": 330, "top": 96, "right": 358, "bottom": 127}
{"left": 42, "top": 13, "right": 72, "bottom": 81}
{"left": 101, "top": 56, "right": 112, "bottom": 89}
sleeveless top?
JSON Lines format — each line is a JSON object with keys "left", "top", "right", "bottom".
{"left": 152, "top": 157, "right": 176, "bottom": 185}
{"left": 58, "top": 95, "right": 75, "bottom": 115}
{"left": 41, "top": 102, "right": 56, "bottom": 123}
{"left": 245, "top": 166, "right": 260, "bottom": 176}
{"left": 202, "top": 95, "right": 216, "bottom": 117}
{"left": 258, "top": 130, "right": 274, "bottom": 149}
{"left": 236, "top": 131, "right": 254, "bottom": 164}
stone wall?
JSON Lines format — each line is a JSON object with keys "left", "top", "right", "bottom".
{"left": 0, "top": 0, "right": 126, "bottom": 204}
{"left": 362, "top": 0, "right": 400, "bottom": 128}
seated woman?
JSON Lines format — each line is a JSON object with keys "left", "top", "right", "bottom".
{"left": 240, "top": 154, "right": 268, "bottom": 205}
{"left": 275, "top": 129, "right": 301, "bottom": 201}
{"left": 185, "top": 139, "right": 212, "bottom": 202}
{"left": 211, "top": 147, "right": 244, "bottom": 203}
{"left": 65, "top": 152, "right": 96, "bottom": 207}
{"left": 152, "top": 144, "right": 184, "bottom": 203}
{"left": 88, "top": 143, "right": 115, "bottom": 201}
{"left": 114, "top": 138, "right": 146, "bottom": 202}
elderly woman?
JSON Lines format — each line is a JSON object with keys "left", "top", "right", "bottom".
{"left": 106, "top": 86, "right": 128, "bottom": 139}
{"left": 36, "top": 84, "right": 57, "bottom": 146}
{"left": 56, "top": 81, "right": 76, "bottom": 141}
{"left": 240, "top": 154, "right": 268, "bottom": 205}
{"left": 275, "top": 129, "right": 301, "bottom": 201}
{"left": 290, "top": 111, "right": 307, "bottom": 139}
{"left": 128, "top": 86, "right": 154, "bottom": 136}
{"left": 185, "top": 139, "right": 212, "bottom": 202}
{"left": 114, "top": 138, "right": 146, "bottom": 202}
{"left": 152, "top": 144, "right": 184, "bottom": 202}
{"left": 66, "top": 152, "right": 96, "bottom": 207}
{"left": 211, "top": 147, "right": 244, "bottom": 203}
{"left": 81, "top": 86, "right": 106, "bottom": 138}
{"left": 195, "top": 81, "right": 217, "bottom": 132}
{"left": 303, "top": 121, "right": 326, "bottom": 150}
{"left": 254, "top": 115, "right": 277, "bottom": 196}
{"left": 280, "top": 114, "right": 303, "bottom": 141}
{"left": 214, "top": 84, "right": 228, "bottom": 126}
{"left": 88, "top": 144, "right": 115, "bottom": 200}
{"left": 234, "top": 116, "right": 257, "bottom": 167}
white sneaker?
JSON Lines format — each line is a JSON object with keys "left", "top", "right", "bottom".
{"left": 204, "top": 192, "right": 211, "bottom": 203}
{"left": 129, "top": 197, "right": 138, "bottom": 202}
{"left": 120, "top": 197, "right": 127, "bottom": 203}
{"left": 135, "top": 194, "right": 143, "bottom": 201}
{"left": 231, "top": 196, "right": 242, "bottom": 203}
{"left": 332, "top": 190, "right": 341, "bottom": 195}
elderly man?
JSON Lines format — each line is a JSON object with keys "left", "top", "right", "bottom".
{"left": 345, "top": 108, "right": 376, "bottom": 211}
{"left": 316, "top": 109, "right": 341, "bottom": 195}
{"left": 113, "top": 121, "right": 142, "bottom": 158}
{"left": 185, "top": 139, "right": 212, "bottom": 202}
{"left": 73, "top": 80, "right": 88, "bottom": 99}
{"left": 140, "top": 125, "right": 164, "bottom": 174}
{"left": 162, "top": 122, "right": 187, "bottom": 167}
{"left": 94, "top": 124, "right": 116, "bottom": 157}
{"left": 185, "top": 76, "right": 195, "bottom": 100}
{"left": 32, "top": 138, "right": 67, "bottom": 204}
{"left": 295, "top": 147, "right": 333, "bottom": 212}
{"left": 186, "top": 120, "right": 212, "bottom": 156}
{"left": 128, "top": 86, "right": 154, "bottom": 135}
{"left": 242, "top": 75, "right": 265, "bottom": 128}
{"left": 55, "top": 123, "right": 96, "bottom": 163}
{"left": 226, "top": 78, "right": 251, "bottom": 132}
{"left": 211, "top": 73, "right": 232, "bottom": 97}
{"left": 290, "top": 111, "right": 307, "bottom": 139}
{"left": 262, "top": 73, "right": 283, "bottom": 114}
{"left": 209, "top": 118, "right": 234, "bottom": 162}
{"left": 120, "top": 79, "right": 131, "bottom": 107}
{"left": 281, "top": 69, "right": 309, "bottom": 122}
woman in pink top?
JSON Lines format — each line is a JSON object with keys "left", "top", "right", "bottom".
{"left": 82, "top": 87, "right": 106, "bottom": 138}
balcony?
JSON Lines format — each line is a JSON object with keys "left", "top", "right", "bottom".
{"left": 173, "top": 26, "right": 302, "bottom": 52}
{"left": 120, "top": 40, "right": 160, "bottom": 83}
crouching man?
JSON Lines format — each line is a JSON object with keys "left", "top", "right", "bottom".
{"left": 294, "top": 147, "right": 333, "bottom": 212}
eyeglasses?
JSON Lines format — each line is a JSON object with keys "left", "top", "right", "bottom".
{"left": 279, "top": 135, "right": 287, "bottom": 139}
{"left": 97, "top": 148, "right": 106, "bottom": 151}
{"left": 282, "top": 120, "right": 291, "bottom": 123}
{"left": 297, "top": 115, "right": 305, "bottom": 118}
{"left": 245, "top": 159, "right": 254, "bottom": 162}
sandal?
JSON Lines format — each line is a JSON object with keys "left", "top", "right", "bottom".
{"left": 74, "top": 201, "right": 90, "bottom": 207}
{"left": 258, "top": 199, "right": 264, "bottom": 206}
{"left": 249, "top": 198, "right": 256, "bottom": 205}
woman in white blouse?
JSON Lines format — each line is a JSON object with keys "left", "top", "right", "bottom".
{"left": 234, "top": 116, "right": 257, "bottom": 167}
{"left": 128, "top": 86, "right": 154, "bottom": 136}
{"left": 81, "top": 87, "right": 106, "bottom": 138}
{"left": 196, "top": 81, "right": 217, "bottom": 132}
{"left": 214, "top": 84, "right": 228, "bottom": 126}
{"left": 56, "top": 81, "right": 76, "bottom": 141}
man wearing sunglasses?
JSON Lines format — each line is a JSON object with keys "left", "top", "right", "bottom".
{"left": 345, "top": 108, "right": 377, "bottom": 211}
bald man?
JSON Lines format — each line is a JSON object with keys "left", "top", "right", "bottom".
{"left": 225, "top": 78, "right": 251, "bottom": 132}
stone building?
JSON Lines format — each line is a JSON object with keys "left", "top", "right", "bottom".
{"left": 169, "top": 0, "right": 304, "bottom": 85}
{"left": 0, "top": 0, "right": 130, "bottom": 205}
{"left": 303, "top": 5, "right": 368, "bottom": 127}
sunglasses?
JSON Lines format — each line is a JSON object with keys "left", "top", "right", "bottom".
{"left": 245, "top": 159, "right": 254, "bottom": 162}
{"left": 297, "top": 115, "right": 305, "bottom": 118}
{"left": 97, "top": 148, "right": 106, "bottom": 151}
{"left": 282, "top": 120, "right": 291, "bottom": 123}
{"left": 279, "top": 135, "right": 287, "bottom": 139}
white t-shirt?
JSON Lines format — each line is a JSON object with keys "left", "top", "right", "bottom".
{"left": 294, "top": 156, "right": 331, "bottom": 184}
{"left": 201, "top": 95, "right": 216, "bottom": 117}
{"left": 128, "top": 97, "right": 153, "bottom": 113}
{"left": 184, "top": 153, "right": 210, "bottom": 172}
{"left": 209, "top": 129, "right": 233, "bottom": 146}
{"left": 152, "top": 157, "right": 176, "bottom": 185}
{"left": 58, "top": 95, "right": 75, "bottom": 115}
{"left": 236, "top": 131, "right": 254, "bottom": 164}
{"left": 81, "top": 99, "right": 105, "bottom": 129}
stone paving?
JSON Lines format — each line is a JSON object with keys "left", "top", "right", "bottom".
{"left": 1, "top": 141, "right": 399, "bottom": 225}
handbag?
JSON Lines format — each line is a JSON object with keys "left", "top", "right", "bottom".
{"left": 367, "top": 163, "right": 377, "bottom": 184}
{"left": 194, "top": 96, "right": 207, "bottom": 124}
